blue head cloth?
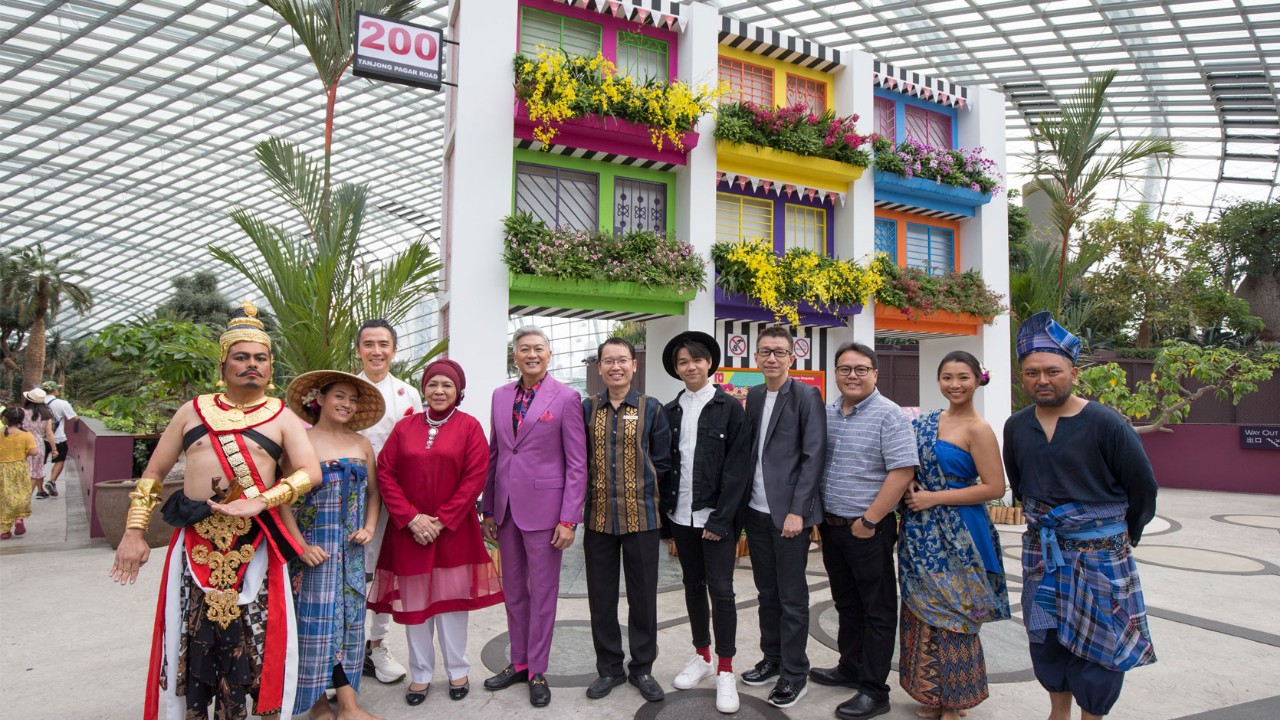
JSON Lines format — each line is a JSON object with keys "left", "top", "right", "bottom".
{"left": 1016, "top": 311, "right": 1082, "bottom": 363}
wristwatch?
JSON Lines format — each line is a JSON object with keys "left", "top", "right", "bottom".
{"left": 857, "top": 516, "right": 878, "bottom": 531}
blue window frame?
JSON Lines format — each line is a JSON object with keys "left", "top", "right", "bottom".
{"left": 905, "top": 222, "right": 954, "bottom": 276}
{"left": 874, "top": 217, "right": 898, "bottom": 262}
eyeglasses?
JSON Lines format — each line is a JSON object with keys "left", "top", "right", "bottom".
{"left": 599, "top": 358, "right": 632, "bottom": 367}
{"left": 835, "top": 365, "right": 875, "bottom": 377}
{"left": 755, "top": 348, "right": 793, "bottom": 359}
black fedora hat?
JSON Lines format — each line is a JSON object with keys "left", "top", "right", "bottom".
{"left": 662, "top": 331, "right": 721, "bottom": 380}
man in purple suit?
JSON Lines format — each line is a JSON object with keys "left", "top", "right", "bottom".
{"left": 481, "top": 325, "right": 589, "bottom": 707}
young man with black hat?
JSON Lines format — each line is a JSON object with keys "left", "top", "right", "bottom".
{"left": 660, "top": 331, "right": 752, "bottom": 714}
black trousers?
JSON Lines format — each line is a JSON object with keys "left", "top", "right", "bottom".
{"left": 819, "top": 517, "right": 899, "bottom": 702}
{"left": 669, "top": 520, "right": 737, "bottom": 659}
{"left": 745, "top": 508, "right": 811, "bottom": 682}
{"left": 584, "top": 528, "right": 660, "bottom": 677}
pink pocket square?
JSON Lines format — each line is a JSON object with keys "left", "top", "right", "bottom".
{"left": 540, "top": 410, "right": 555, "bottom": 422}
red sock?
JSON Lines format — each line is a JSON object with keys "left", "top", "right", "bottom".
{"left": 514, "top": 663, "right": 528, "bottom": 673}
{"left": 717, "top": 656, "right": 733, "bottom": 674}
{"left": 695, "top": 646, "right": 711, "bottom": 663}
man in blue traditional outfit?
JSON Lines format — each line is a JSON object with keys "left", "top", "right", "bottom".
{"left": 1004, "top": 311, "right": 1158, "bottom": 720}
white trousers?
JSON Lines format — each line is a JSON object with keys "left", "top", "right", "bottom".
{"left": 365, "top": 507, "right": 393, "bottom": 642}
{"left": 405, "top": 611, "right": 470, "bottom": 685}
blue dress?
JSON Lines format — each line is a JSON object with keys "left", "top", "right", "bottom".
{"left": 898, "top": 410, "right": 1010, "bottom": 710}
{"left": 290, "top": 458, "right": 369, "bottom": 709}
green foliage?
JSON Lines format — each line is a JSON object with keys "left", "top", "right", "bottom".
{"left": 712, "top": 240, "right": 883, "bottom": 325}
{"left": 871, "top": 256, "right": 1005, "bottom": 321}
{"left": 0, "top": 243, "right": 94, "bottom": 390}
{"left": 1078, "top": 342, "right": 1280, "bottom": 434}
{"left": 714, "top": 102, "right": 871, "bottom": 167}
{"left": 502, "top": 212, "right": 706, "bottom": 293}
{"left": 1027, "top": 69, "right": 1178, "bottom": 309}
{"left": 1210, "top": 199, "right": 1280, "bottom": 282}
{"left": 1082, "top": 206, "right": 1262, "bottom": 346}
{"left": 609, "top": 321, "right": 647, "bottom": 348}
{"left": 1007, "top": 190, "right": 1033, "bottom": 272}
{"left": 153, "top": 271, "right": 234, "bottom": 327}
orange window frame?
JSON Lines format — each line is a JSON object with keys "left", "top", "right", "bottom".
{"left": 785, "top": 73, "right": 826, "bottom": 113}
{"left": 873, "top": 208, "right": 961, "bottom": 273}
{"left": 718, "top": 55, "right": 774, "bottom": 106}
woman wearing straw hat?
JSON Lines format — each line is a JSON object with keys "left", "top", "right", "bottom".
{"left": 21, "top": 388, "right": 56, "bottom": 499}
{"left": 284, "top": 370, "right": 387, "bottom": 720}
{"left": 367, "top": 358, "right": 504, "bottom": 706}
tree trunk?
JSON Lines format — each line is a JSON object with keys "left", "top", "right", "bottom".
{"left": 1136, "top": 317, "right": 1152, "bottom": 348}
{"left": 1236, "top": 272, "right": 1280, "bottom": 342}
{"left": 21, "top": 315, "right": 46, "bottom": 392}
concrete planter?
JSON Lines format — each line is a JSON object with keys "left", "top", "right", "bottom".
{"left": 715, "top": 286, "right": 861, "bottom": 328}
{"left": 508, "top": 273, "right": 694, "bottom": 318}
{"left": 514, "top": 102, "right": 698, "bottom": 166}
{"left": 716, "top": 140, "right": 865, "bottom": 194}
{"left": 873, "top": 169, "right": 993, "bottom": 217}
{"left": 94, "top": 475, "right": 186, "bottom": 549}
{"left": 875, "top": 304, "right": 985, "bottom": 338}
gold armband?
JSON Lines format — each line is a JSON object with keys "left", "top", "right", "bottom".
{"left": 259, "top": 470, "right": 312, "bottom": 510}
{"left": 125, "top": 477, "right": 163, "bottom": 531}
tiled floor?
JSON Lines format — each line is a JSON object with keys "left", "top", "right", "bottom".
{"left": 2, "top": 465, "right": 1278, "bottom": 719}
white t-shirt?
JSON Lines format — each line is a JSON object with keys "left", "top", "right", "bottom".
{"left": 670, "top": 382, "right": 716, "bottom": 528}
{"left": 748, "top": 390, "right": 779, "bottom": 514}
{"left": 45, "top": 397, "right": 77, "bottom": 443}
{"left": 357, "top": 372, "right": 423, "bottom": 456}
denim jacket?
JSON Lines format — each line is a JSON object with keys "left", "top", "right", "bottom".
{"left": 662, "top": 385, "right": 751, "bottom": 539}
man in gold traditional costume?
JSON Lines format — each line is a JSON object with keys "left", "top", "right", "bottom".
{"left": 110, "top": 301, "right": 321, "bottom": 720}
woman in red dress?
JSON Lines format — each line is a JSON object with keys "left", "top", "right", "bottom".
{"left": 367, "top": 359, "right": 504, "bottom": 705}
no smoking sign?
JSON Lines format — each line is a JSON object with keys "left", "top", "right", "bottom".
{"left": 794, "top": 338, "right": 811, "bottom": 359}
{"left": 728, "top": 334, "right": 748, "bottom": 357}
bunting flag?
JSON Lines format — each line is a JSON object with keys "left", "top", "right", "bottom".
{"left": 553, "top": 0, "right": 685, "bottom": 33}
{"left": 718, "top": 175, "right": 843, "bottom": 206}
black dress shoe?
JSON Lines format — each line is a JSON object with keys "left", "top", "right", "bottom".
{"left": 585, "top": 674, "right": 626, "bottom": 699}
{"left": 836, "top": 691, "right": 890, "bottom": 719}
{"left": 483, "top": 664, "right": 529, "bottom": 691}
{"left": 767, "top": 677, "right": 807, "bottom": 708}
{"left": 528, "top": 674, "right": 551, "bottom": 707}
{"left": 741, "top": 659, "right": 780, "bottom": 686}
{"left": 629, "top": 674, "right": 665, "bottom": 702}
{"left": 405, "top": 683, "right": 429, "bottom": 706}
{"left": 809, "top": 665, "right": 858, "bottom": 688}
{"left": 448, "top": 680, "right": 469, "bottom": 700}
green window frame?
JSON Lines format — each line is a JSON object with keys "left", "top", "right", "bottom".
{"left": 519, "top": 7, "right": 602, "bottom": 57}
{"left": 616, "top": 31, "right": 668, "bottom": 82}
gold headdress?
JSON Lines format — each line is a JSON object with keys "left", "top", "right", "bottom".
{"left": 219, "top": 300, "right": 272, "bottom": 362}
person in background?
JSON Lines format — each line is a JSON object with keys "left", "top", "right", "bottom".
{"left": 354, "top": 318, "right": 422, "bottom": 685}
{"left": 898, "top": 351, "right": 1010, "bottom": 720}
{"left": 368, "top": 359, "right": 503, "bottom": 706}
{"left": 1005, "top": 312, "right": 1157, "bottom": 720}
{"left": 1, "top": 406, "right": 39, "bottom": 539}
{"left": 661, "top": 331, "right": 750, "bottom": 714}
{"left": 21, "top": 388, "right": 55, "bottom": 500}
{"left": 581, "top": 337, "right": 671, "bottom": 704}
{"left": 40, "top": 381, "right": 77, "bottom": 497}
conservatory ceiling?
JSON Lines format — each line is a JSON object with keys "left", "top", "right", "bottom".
{"left": 1, "top": 0, "right": 1277, "bottom": 338}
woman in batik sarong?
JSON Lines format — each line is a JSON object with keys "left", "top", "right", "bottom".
{"left": 284, "top": 371, "right": 387, "bottom": 720}
{"left": 898, "top": 351, "right": 1010, "bottom": 720}
{"left": 368, "top": 358, "right": 503, "bottom": 706}
{"left": 1, "top": 407, "right": 39, "bottom": 539}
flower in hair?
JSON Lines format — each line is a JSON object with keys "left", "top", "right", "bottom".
{"left": 301, "top": 388, "right": 322, "bottom": 414}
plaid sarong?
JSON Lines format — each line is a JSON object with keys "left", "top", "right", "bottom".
{"left": 291, "top": 459, "right": 369, "bottom": 709}
{"left": 1021, "top": 499, "right": 1156, "bottom": 672}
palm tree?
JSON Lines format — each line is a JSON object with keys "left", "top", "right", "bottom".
{"left": 214, "top": 0, "right": 442, "bottom": 378}
{"left": 0, "top": 244, "right": 93, "bottom": 391}
{"left": 1028, "top": 69, "right": 1177, "bottom": 310}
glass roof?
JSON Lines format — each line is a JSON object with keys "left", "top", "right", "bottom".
{"left": 2, "top": 0, "right": 1277, "bottom": 342}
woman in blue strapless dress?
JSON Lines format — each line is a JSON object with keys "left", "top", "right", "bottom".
{"left": 898, "top": 351, "right": 1011, "bottom": 720}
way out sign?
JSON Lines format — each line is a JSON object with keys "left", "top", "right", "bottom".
{"left": 353, "top": 12, "right": 444, "bottom": 91}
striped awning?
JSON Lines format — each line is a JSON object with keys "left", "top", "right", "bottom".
{"left": 718, "top": 16, "right": 841, "bottom": 73}
{"left": 513, "top": 138, "right": 679, "bottom": 172}
{"left": 873, "top": 199, "right": 968, "bottom": 222}
{"left": 873, "top": 60, "right": 969, "bottom": 110}
{"left": 553, "top": 0, "right": 685, "bottom": 32}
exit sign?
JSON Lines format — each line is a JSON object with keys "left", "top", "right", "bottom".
{"left": 1240, "top": 426, "right": 1280, "bottom": 451}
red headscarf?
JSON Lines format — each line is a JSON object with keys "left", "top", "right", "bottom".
{"left": 421, "top": 358, "right": 466, "bottom": 419}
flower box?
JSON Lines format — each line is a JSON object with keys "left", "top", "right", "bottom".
{"left": 514, "top": 102, "right": 699, "bottom": 167}
{"left": 508, "top": 273, "right": 693, "bottom": 319}
{"left": 875, "top": 304, "right": 984, "bottom": 338}
{"left": 873, "top": 169, "right": 993, "bottom": 218}
{"left": 716, "top": 141, "right": 865, "bottom": 195}
{"left": 716, "top": 286, "right": 861, "bottom": 328}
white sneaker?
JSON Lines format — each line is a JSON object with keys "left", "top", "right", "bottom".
{"left": 368, "top": 644, "right": 407, "bottom": 683}
{"left": 715, "top": 672, "right": 740, "bottom": 713}
{"left": 673, "top": 653, "right": 715, "bottom": 690}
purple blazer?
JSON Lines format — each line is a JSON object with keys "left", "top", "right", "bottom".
{"left": 482, "top": 375, "right": 588, "bottom": 531}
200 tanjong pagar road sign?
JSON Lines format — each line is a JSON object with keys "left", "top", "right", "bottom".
{"left": 352, "top": 12, "right": 444, "bottom": 91}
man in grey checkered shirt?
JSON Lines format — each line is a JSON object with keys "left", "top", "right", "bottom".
{"left": 810, "top": 341, "right": 919, "bottom": 720}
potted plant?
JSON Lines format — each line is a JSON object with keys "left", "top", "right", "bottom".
{"left": 872, "top": 256, "right": 1004, "bottom": 337}
{"left": 872, "top": 136, "right": 1002, "bottom": 216}
{"left": 715, "top": 102, "right": 869, "bottom": 191}
{"left": 711, "top": 240, "right": 881, "bottom": 326}
{"left": 502, "top": 212, "right": 705, "bottom": 317}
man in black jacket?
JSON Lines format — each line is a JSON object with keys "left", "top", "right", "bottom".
{"left": 740, "top": 326, "right": 827, "bottom": 709}
{"left": 661, "top": 331, "right": 751, "bottom": 714}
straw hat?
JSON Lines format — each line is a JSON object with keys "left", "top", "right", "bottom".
{"left": 285, "top": 371, "right": 385, "bottom": 431}
{"left": 23, "top": 388, "right": 48, "bottom": 403}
